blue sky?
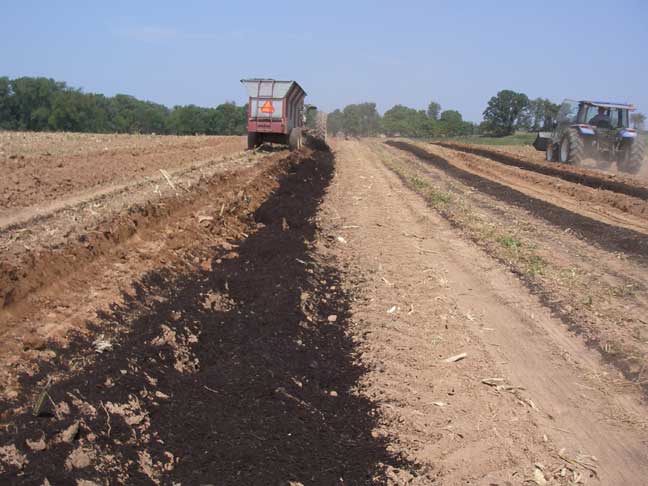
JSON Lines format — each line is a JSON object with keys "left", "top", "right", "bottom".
{"left": 2, "top": 0, "right": 647, "bottom": 122}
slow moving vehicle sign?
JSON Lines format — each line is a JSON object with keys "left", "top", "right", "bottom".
{"left": 260, "top": 100, "right": 275, "bottom": 114}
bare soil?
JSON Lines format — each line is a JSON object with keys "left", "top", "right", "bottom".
{"left": 1, "top": 136, "right": 647, "bottom": 485}
{"left": 321, "top": 140, "right": 648, "bottom": 484}
{"left": 433, "top": 142, "right": 648, "bottom": 199}
{"left": 0, "top": 132, "right": 245, "bottom": 214}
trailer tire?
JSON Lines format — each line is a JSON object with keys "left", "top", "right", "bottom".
{"left": 289, "top": 128, "right": 302, "bottom": 151}
{"left": 559, "top": 128, "right": 585, "bottom": 165}
{"left": 314, "top": 112, "right": 327, "bottom": 142}
{"left": 618, "top": 137, "right": 645, "bottom": 175}
{"left": 247, "top": 132, "right": 258, "bottom": 150}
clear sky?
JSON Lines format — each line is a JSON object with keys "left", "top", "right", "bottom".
{"left": 2, "top": 0, "right": 647, "bottom": 122}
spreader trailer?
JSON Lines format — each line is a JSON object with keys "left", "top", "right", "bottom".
{"left": 241, "top": 78, "right": 307, "bottom": 150}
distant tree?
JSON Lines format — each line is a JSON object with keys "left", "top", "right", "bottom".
{"left": 631, "top": 112, "right": 646, "bottom": 130}
{"left": 385, "top": 105, "right": 436, "bottom": 137}
{"left": 206, "top": 102, "right": 247, "bottom": 135}
{"left": 326, "top": 109, "right": 344, "bottom": 135}
{"left": 342, "top": 103, "right": 381, "bottom": 137}
{"left": 427, "top": 101, "right": 441, "bottom": 120}
{"left": 168, "top": 105, "right": 211, "bottom": 135}
{"left": 438, "top": 110, "right": 467, "bottom": 137}
{"left": 10, "top": 77, "right": 66, "bottom": 130}
{"left": 482, "top": 90, "right": 530, "bottom": 136}
{"left": 523, "top": 98, "right": 560, "bottom": 131}
{"left": 0, "top": 77, "right": 16, "bottom": 129}
{"left": 109, "top": 95, "right": 169, "bottom": 133}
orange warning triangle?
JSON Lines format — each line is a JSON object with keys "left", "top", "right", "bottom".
{"left": 260, "top": 100, "right": 275, "bottom": 114}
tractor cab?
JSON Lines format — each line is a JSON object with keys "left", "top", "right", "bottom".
{"left": 573, "top": 101, "right": 632, "bottom": 130}
{"left": 533, "top": 99, "right": 644, "bottom": 174}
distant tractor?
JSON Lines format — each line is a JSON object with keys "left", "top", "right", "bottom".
{"left": 241, "top": 78, "right": 309, "bottom": 150}
{"left": 533, "top": 100, "right": 645, "bottom": 174}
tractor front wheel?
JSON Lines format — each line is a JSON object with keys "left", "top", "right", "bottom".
{"left": 559, "top": 128, "right": 585, "bottom": 165}
{"left": 545, "top": 142, "right": 558, "bottom": 162}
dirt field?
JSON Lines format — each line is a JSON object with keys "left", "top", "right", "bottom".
{"left": 0, "top": 132, "right": 245, "bottom": 224}
{"left": 445, "top": 141, "right": 648, "bottom": 181}
{"left": 1, "top": 135, "right": 648, "bottom": 485}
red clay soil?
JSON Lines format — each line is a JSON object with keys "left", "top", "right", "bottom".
{"left": 0, "top": 132, "right": 245, "bottom": 213}
{"left": 434, "top": 141, "right": 648, "bottom": 200}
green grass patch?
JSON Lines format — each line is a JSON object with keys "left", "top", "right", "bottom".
{"left": 524, "top": 254, "right": 546, "bottom": 276}
{"left": 428, "top": 132, "right": 536, "bottom": 146}
{"left": 498, "top": 235, "right": 522, "bottom": 250}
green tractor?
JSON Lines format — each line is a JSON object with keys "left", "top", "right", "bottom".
{"left": 533, "top": 100, "right": 645, "bottom": 174}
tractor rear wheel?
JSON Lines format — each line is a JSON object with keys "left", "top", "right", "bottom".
{"left": 559, "top": 128, "right": 585, "bottom": 165}
{"left": 247, "top": 132, "right": 258, "bottom": 150}
{"left": 618, "top": 137, "right": 645, "bottom": 175}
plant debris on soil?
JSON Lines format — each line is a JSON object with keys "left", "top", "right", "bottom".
{"left": 2, "top": 134, "right": 648, "bottom": 485}
{"left": 0, "top": 146, "right": 411, "bottom": 485}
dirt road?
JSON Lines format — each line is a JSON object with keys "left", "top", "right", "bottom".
{"left": 1, "top": 138, "right": 647, "bottom": 484}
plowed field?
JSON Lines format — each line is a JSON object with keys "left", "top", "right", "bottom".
{"left": 1, "top": 134, "right": 647, "bottom": 485}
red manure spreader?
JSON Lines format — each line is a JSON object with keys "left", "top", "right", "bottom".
{"left": 241, "top": 78, "right": 308, "bottom": 150}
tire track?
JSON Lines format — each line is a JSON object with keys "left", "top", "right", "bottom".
{"left": 388, "top": 141, "right": 648, "bottom": 261}
{"left": 434, "top": 141, "right": 648, "bottom": 200}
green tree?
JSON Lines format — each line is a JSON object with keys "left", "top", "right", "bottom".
{"left": 0, "top": 77, "right": 16, "bottom": 129}
{"left": 326, "top": 109, "right": 344, "bottom": 135}
{"left": 341, "top": 103, "right": 381, "bottom": 137}
{"left": 427, "top": 101, "right": 441, "bottom": 120}
{"left": 382, "top": 105, "right": 430, "bottom": 137}
{"left": 523, "top": 98, "right": 560, "bottom": 131}
{"left": 11, "top": 77, "right": 66, "bottom": 130}
{"left": 438, "top": 110, "right": 465, "bottom": 137}
{"left": 206, "top": 102, "right": 247, "bottom": 135}
{"left": 168, "top": 105, "right": 211, "bottom": 135}
{"left": 482, "top": 89, "right": 530, "bottom": 136}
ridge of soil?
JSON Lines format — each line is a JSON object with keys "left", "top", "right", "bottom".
{"left": 434, "top": 141, "right": 648, "bottom": 200}
{"left": 0, "top": 133, "right": 245, "bottom": 212}
{"left": 0, "top": 147, "right": 412, "bottom": 485}
{"left": 380, "top": 141, "right": 648, "bottom": 397}
{"left": 0, "top": 148, "right": 286, "bottom": 395}
{"left": 388, "top": 141, "right": 648, "bottom": 260}
{"left": 320, "top": 139, "right": 648, "bottom": 484}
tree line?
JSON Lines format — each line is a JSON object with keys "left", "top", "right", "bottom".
{"left": 326, "top": 101, "right": 476, "bottom": 138}
{"left": 0, "top": 76, "right": 247, "bottom": 135}
{"left": 326, "top": 91, "right": 646, "bottom": 138}
{"left": 481, "top": 90, "right": 646, "bottom": 135}
{"left": 2, "top": 77, "right": 644, "bottom": 138}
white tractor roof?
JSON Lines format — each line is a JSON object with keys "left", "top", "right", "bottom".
{"left": 581, "top": 100, "right": 635, "bottom": 110}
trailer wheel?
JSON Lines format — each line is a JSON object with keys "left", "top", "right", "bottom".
{"left": 559, "top": 128, "right": 585, "bottom": 165}
{"left": 247, "top": 132, "right": 258, "bottom": 150}
{"left": 289, "top": 128, "right": 302, "bottom": 151}
{"left": 315, "top": 112, "right": 327, "bottom": 142}
{"left": 618, "top": 137, "right": 645, "bottom": 175}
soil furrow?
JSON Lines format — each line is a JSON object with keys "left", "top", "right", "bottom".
{"left": 434, "top": 141, "right": 648, "bottom": 200}
{"left": 0, "top": 147, "right": 410, "bottom": 485}
{"left": 388, "top": 140, "right": 648, "bottom": 261}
